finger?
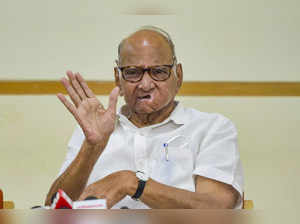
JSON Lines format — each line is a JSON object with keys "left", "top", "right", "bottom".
{"left": 79, "top": 186, "right": 96, "bottom": 201}
{"left": 60, "top": 77, "right": 81, "bottom": 107}
{"left": 106, "top": 190, "right": 123, "bottom": 209}
{"left": 57, "top": 93, "right": 91, "bottom": 134}
{"left": 107, "top": 87, "right": 120, "bottom": 115}
{"left": 57, "top": 93, "right": 78, "bottom": 116}
{"left": 78, "top": 191, "right": 89, "bottom": 201}
{"left": 76, "top": 73, "right": 95, "bottom": 98}
{"left": 79, "top": 192, "right": 105, "bottom": 201}
{"left": 67, "top": 71, "right": 87, "bottom": 100}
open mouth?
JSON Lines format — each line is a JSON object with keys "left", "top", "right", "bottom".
{"left": 137, "top": 95, "right": 151, "bottom": 100}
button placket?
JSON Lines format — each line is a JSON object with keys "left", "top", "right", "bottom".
{"left": 134, "top": 133, "right": 148, "bottom": 174}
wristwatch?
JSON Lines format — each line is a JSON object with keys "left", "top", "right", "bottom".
{"left": 131, "top": 171, "right": 149, "bottom": 201}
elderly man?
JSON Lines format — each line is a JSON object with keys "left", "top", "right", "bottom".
{"left": 45, "top": 26, "right": 244, "bottom": 209}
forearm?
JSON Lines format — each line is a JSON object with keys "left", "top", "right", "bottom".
{"left": 136, "top": 179, "right": 232, "bottom": 209}
{"left": 45, "top": 140, "right": 103, "bottom": 205}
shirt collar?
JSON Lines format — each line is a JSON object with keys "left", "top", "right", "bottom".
{"left": 167, "top": 101, "right": 185, "bottom": 125}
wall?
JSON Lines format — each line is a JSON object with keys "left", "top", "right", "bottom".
{"left": 1, "top": 0, "right": 299, "bottom": 81}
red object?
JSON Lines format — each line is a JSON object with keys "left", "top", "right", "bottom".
{"left": 0, "top": 189, "right": 3, "bottom": 209}
{"left": 51, "top": 189, "right": 73, "bottom": 209}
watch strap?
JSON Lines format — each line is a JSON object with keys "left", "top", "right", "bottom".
{"left": 131, "top": 179, "right": 146, "bottom": 200}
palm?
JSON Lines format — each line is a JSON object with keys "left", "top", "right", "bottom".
{"left": 57, "top": 71, "right": 120, "bottom": 146}
{"left": 77, "top": 98, "right": 115, "bottom": 144}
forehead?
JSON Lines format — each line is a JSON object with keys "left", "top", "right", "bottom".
{"left": 119, "top": 30, "right": 173, "bottom": 66}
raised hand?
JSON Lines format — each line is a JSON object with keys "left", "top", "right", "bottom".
{"left": 57, "top": 71, "right": 120, "bottom": 147}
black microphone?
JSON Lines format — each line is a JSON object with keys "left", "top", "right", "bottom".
{"left": 31, "top": 205, "right": 42, "bottom": 209}
{"left": 84, "top": 196, "right": 98, "bottom": 200}
{"left": 31, "top": 192, "right": 58, "bottom": 209}
{"left": 50, "top": 192, "right": 58, "bottom": 204}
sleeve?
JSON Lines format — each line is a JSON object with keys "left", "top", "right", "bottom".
{"left": 57, "top": 125, "right": 85, "bottom": 177}
{"left": 193, "top": 115, "right": 244, "bottom": 209}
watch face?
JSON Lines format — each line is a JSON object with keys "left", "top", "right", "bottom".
{"left": 136, "top": 171, "right": 149, "bottom": 181}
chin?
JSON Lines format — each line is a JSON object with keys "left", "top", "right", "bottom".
{"left": 133, "top": 103, "right": 160, "bottom": 114}
{"left": 132, "top": 99, "right": 172, "bottom": 114}
{"left": 134, "top": 106, "right": 157, "bottom": 114}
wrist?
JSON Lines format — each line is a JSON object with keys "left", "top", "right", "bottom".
{"left": 131, "top": 171, "right": 149, "bottom": 200}
{"left": 79, "top": 140, "right": 104, "bottom": 162}
{"left": 123, "top": 171, "right": 139, "bottom": 197}
{"left": 84, "top": 136, "right": 109, "bottom": 150}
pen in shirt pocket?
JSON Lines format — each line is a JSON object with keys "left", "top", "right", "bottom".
{"left": 163, "top": 135, "right": 187, "bottom": 161}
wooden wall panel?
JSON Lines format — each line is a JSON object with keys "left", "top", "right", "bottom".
{"left": 0, "top": 80, "right": 300, "bottom": 96}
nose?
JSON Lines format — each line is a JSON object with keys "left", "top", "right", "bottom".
{"left": 138, "top": 71, "right": 155, "bottom": 91}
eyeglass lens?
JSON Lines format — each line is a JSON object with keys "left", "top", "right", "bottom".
{"left": 123, "top": 66, "right": 170, "bottom": 82}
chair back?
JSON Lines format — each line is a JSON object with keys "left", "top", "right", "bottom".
{"left": 243, "top": 200, "right": 254, "bottom": 209}
{"left": 242, "top": 193, "right": 254, "bottom": 209}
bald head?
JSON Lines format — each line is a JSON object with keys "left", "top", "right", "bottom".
{"left": 117, "top": 27, "right": 176, "bottom": 66}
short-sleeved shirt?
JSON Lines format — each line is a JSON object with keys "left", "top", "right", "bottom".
{"left": 59, "top": 102, "right": 244, "bottom": 209}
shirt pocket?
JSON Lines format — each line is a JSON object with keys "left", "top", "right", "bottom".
{"left": 150, "top": 138, "right": 194, "bottom": 186}
{"left": 166, "top": 143, "right": 194, "bottom": 171}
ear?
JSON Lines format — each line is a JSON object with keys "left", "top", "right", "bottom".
{"left": 114, "top": 67, "right": 124, "bottom": 96}
{"left": 175, "top": 63, "right": 183, "bottom": 92}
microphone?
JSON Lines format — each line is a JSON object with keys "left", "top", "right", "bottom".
{"left": 31, "top": 205, "right": 42, "bottom": 209}
{"left": 31, "top": 192, "right": 65, "bottom": 209}
{"left": 50, "top": 192, "right": 58, "bottom": 204}
{"left": 51, "top": 189, "right": 73, "bottom": 209}
{"left": 50, "top": 190, "right": 107, "bottom": 209}
{"left": 84, "top": 196, "right": 98, "bottom": 200}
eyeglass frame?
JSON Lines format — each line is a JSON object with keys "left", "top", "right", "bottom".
{"left": 116, "top": 56, "right": 177, "bottom": 83}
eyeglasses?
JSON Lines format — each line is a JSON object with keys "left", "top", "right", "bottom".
{"left": 118, "top": 59, "right": 175, "bottom": 83}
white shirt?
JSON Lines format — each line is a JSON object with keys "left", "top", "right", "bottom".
{"left": 59, "top": 102, "right": 244, "bottom": 209}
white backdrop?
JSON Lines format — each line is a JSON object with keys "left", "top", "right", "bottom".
{"left": 0, "top": 0, "right": 299, "bottom": 81}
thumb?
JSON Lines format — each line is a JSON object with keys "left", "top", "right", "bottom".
{"left": 107, "top": 87, "right": 120, "bottom": 115}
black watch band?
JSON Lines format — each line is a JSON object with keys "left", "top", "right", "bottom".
{"left": 131, "top": 179, "right": 146, "bottom": 200}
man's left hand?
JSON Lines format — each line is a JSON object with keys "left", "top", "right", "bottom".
{"left": 78, "top": 170, "right": 137, "bottom": 208}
